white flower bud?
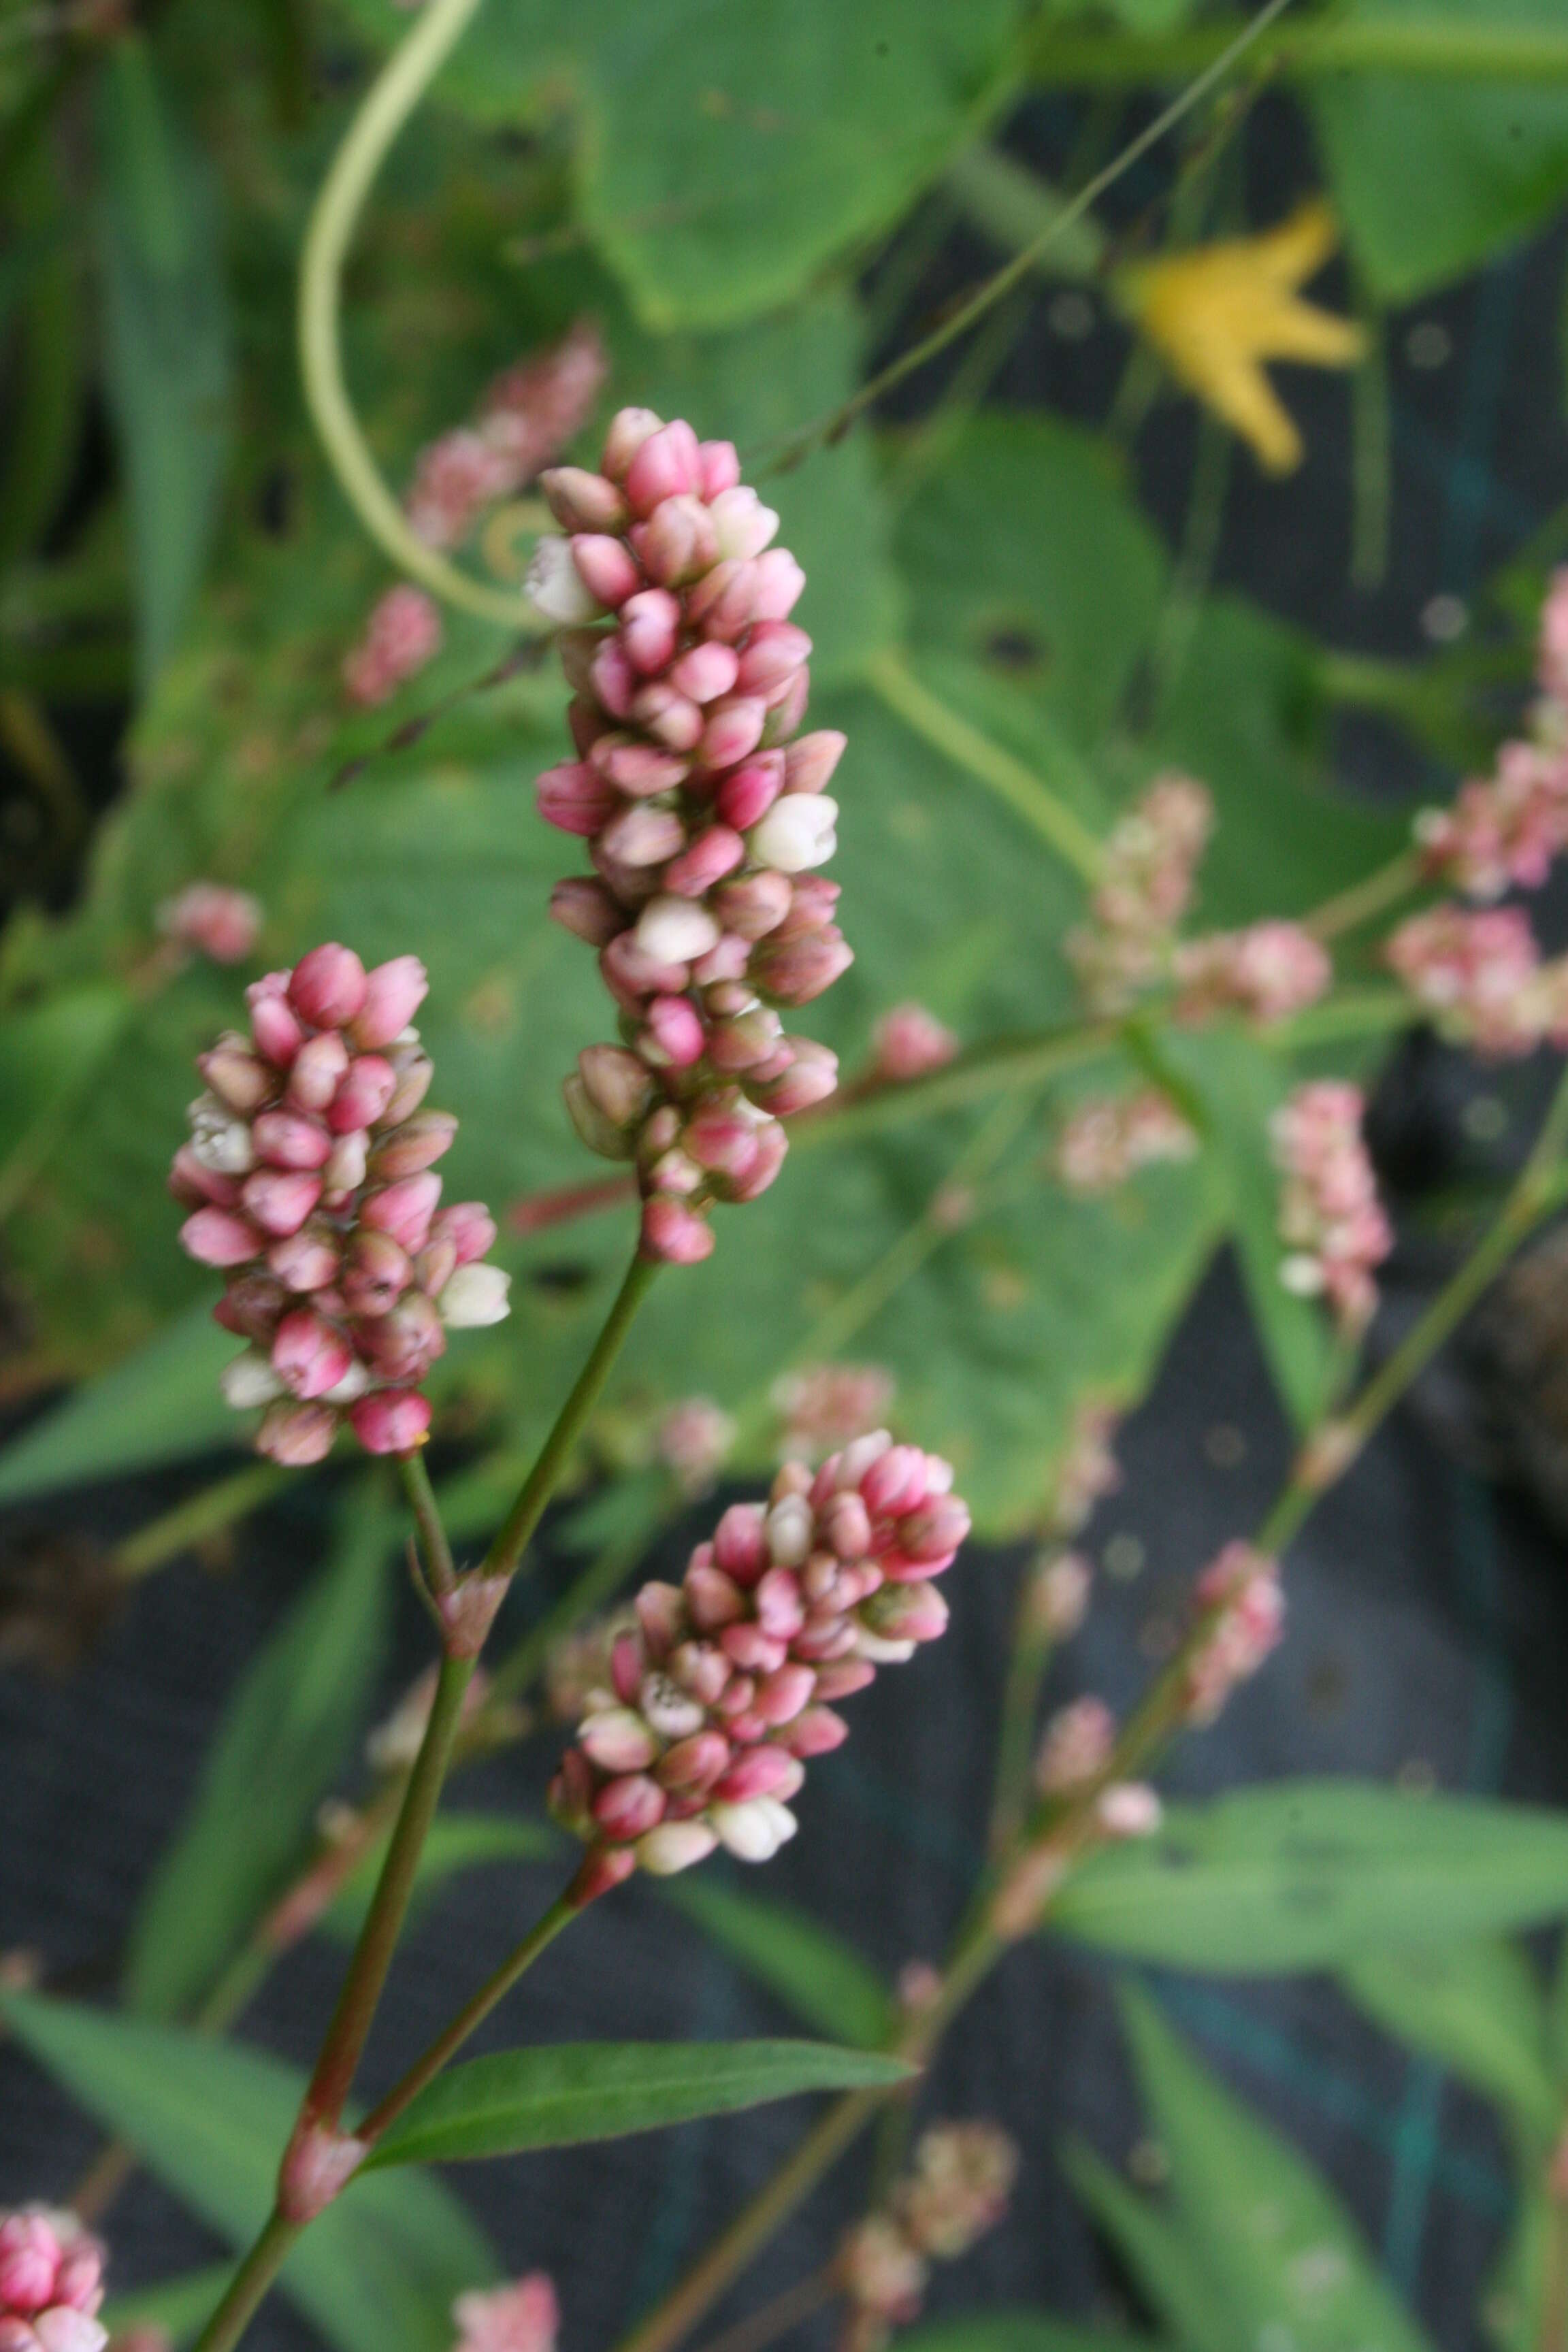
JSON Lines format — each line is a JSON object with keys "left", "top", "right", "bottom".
{"left": 220, "top": 1350, "right": 287, "bottom": 1409}
{"left": 439, "top": 1263, "right": 512, "bottom": 1328}
{"left": 836, "top": 1430, "right": 893, "bottom": 1490}
{"left": 749, "top": 794, "right": 838, "bottom": 875}
{"left": 765, "top": 1492, "right": 815, "bottom": 1567}
{"left": 853, "top": 1628, "right": 918, "bottom": 1665}
{"left": 189, "top": 1093, "right": 255, "bottom": 1175}
{"left": 634, "top": 896, "right": 721, "bottom": 965}
{"left": 527, "top": 534, "right": 602, "bottom": 625}
{"left": 709, "top": 1798, "right": 794, "bottom": 1861}
{"left": 638, "top": 1672, "right": 707, "bottom": 1740}
{"left": 636, "top": 1820, "right": 719, "bottom": 1876}
{"left": 323, "top": 1360, "right": 372, "bottom": 1404}
{"left": 578, "top": 1706, "right": 659, "bottom": 1774}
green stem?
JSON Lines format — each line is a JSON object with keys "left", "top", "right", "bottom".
{"left": 986, "top": 1563, "right": 1062, "bottom": 1860}
{"left": 1304, "top": 850, "right": 1422, "bottom": 944}
{"left": 353, "top": 1891, "right": 581, "bottom": 2147}
{"left": 866, "top": 647, "right": 1105, "bottom": 883}
{"left": 297, "top": 0, "right": 542, "bottom": 626}
{"left": 398, "top": 1448, "right": 456, "bottom": 1596}
{"left": 480, "top": 1249, "right": 661, "bottom": 1581}
{"left": 1026, "top": 17, "right": 1568, "bottom": 86}
{"left": 113, "top": 1463, "right": 287, "bottom": 1580}
{"left": 190, "top": 2211, "right": 304, "bottom": 2352}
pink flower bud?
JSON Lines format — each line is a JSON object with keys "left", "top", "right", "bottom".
{"left": 894, "top": 1497, "right": 972, "bottom": 1567}
{"left": 602, "top": 406, "right": 665, "bottom": 482}
{"left": 713, "top": 756, "right": 783, "bottom": 831}
{"left": 197, "top": 1042, "right": 272, "bottom": 1114}
{"left": 698, "top": 439, "right": 742, "bottom": 497}
{"left": 641, "top": 1194, "right": 715, "bottom": 1264}
{"left": 687, "top": 558, "right": 758, "bottom": 640}
{"left": 670, "top": 642, "right": 740, "bottom": 703}
{"left": 342, "top": 1229, "right": 412, "bottom": 1316}
{"left": 360, "top": 1171, "right": 442, "bottom": 1253}
{"left": 286, "top": 1030, "right": 351, "bottom": 1113}
{"left": 350, "top": 955, "right": 428, "bottom": 1049}
{"left": 383, "top": 1043, "right": 435, "bottom": 1125}
{"left": 713, "top": 1746, "right": 804, "bottom": 1804}
{"left": 862, "top": 1581, "right": 949, "bottom": 1642}
{"left": 540, "top": 466, "right": 628, "bottom": 532}
{"left": 624, "top": 419, "right": 702, "bottom": 514}
{"left": 272, "top": 1308, "right": 353, "bottom": 1400}
{"left": 250, "top": 990, "right": 305, "bottom": 1066}
{"left": 708, "top": 1503, "right": 764, "bottom": 1583}
{"left": 0, "top": 2215, "right": 64, "bottom": 2313}
{"left": 708, "top": 485, "right": 779, "bottom": 561}
{"left": 753, "top": 548, "right": 806, "bottom": 620}
{"left": 665, "top": 825, "right": 746, "bottom": 898}
{"left": 752, "top": 925, "right": 853, "bottom": 1006}
{"left": 752, "top": 1662, "right": 816, "bottom": 1725}
{"left": 213, "top": 1267, "right": 288, "bottom": 1339}
{"left": 781, "top": 1704, "right": 849, "bottom": 1756}
{"left": 159, "top": 880, "right": 262, "bottom": 964}
{"left": 642, "top": 995, "right": 707, "bottom": 1068}
{"left": 242, "top": 1169, "right": 323, "bottom": 1238}
{"left": 750, "top": 792, "right": 837, "bottom": 874}
{"left": 716, "top": 1117, "right": 787, "bottom": 1203}
{"left": 684, "top": 1563, "right": 747, "bottom": 1630}
{"left": 356, "top": 1290, "right": 445, "bottom": 1382}
{"left": 265, "top": 1220, "right": 340, "bottom": 1293}
{"left": 327, "top": 1056, "right": 397, "bottom": 1134}
{"left": 537, "top": 762, "right": 618, "bottom": 837}
{"left": 288, "top": 943, "right": 368, "bottom": 1030}
{"left": 577, "top": 1043, "right": 654, "bottom": 1129}
{"left": 591, "top": 736, "right": 691, "bottom": 797}
{"left": 783, "top": 731, "right": 847, "bottom": 796}
{"left": 252, "top": 1109, "right": 332, "bottom": 1171}
{"left": 579, "top": 1708, "right": 660, "bottom": 1774}
{"left": 430, "top": 1201, "right": 497, "bottom": 1267}
{"left": 550, "top": 877, "right": 623, "bottom": 945}
{"left": 321, "top": 1130, "right": 369, "bottom": 1200}
{"left": 169, "top": 1146, "right": 241, "bottom": 1210}
{"left": 698, "top": 697, "right": 767, "bottom": 772}
{"left": 636, "top": 495, "right": 718, "bottom": 587}
{"left": 258, "top": 1398, "right": 339, "bottom": 1465}
{"left": 813, "top": 1659, "right": 877, "bottom": 1701}
{"left": 736, "top": 623, "right": 811, "bottom": 697}
{"left": 563, "top": 533, "right": 639, "bottom": 612}
{"left": 657, "top": 1729, "right": 732, "bottom": 1789}
{"left": 631, "top": 681, "right": 706, "bottom": 752}
{"left": 600, "top": 804, "right": 685, "bottom": 870}
{"left": 593, "top": 1773, "right": 667, "bottom": 1840}
{"left": 745, "top": 1038, "right": 838, "bottom": 1115}
{"left": 349, "top": 1388, "right": 431, "bottom": 1454}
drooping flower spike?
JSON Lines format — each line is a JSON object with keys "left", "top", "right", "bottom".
{"left": 838, "top": 2124, "right": 1017, "bottom": 2352}
{"left": 549, "top": 1437, "right": 970, "bottom": 1882}
{"left": 528, "top": 408, "right": 851, "bottom": 1264}
{"left": 1271, "top": 1079, "right": 1392, "bottom": 1336}
{"left": 0, "top": 2207, "right": 108, "bottom": 2352}
{"left": 170, "top": 944, "right": 510, "bottom": 1463}
{"left": 1384, "top": 903, "right": 1568, "bottom": 1060}
{"left": 1416, "top": 569, "right": 1568, "bottom": 901}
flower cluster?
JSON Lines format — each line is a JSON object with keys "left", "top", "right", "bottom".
{"left": 528, "top": 407, "right": 851, "bottom": 1264}
{"left": 1171, "top": 919, "right": 1331, "bottom": 1027}
{"left": 1270, "top": 1080, "right": 1391, "bottom": 1335}
{"left": 1181, "top": 1541, "right": 1285, "bottom": 1724}
{"left": 342, "top": 322, "right": 606, "bottom": 705}
{"left": 870, "top": 1002, "right": 959, "bottom": 1083}
{"left": 1384, "top": 904, "right": 1568, "bottom": 1060}
{"left": 655, "top": 1396, "right": 738, "bottom": 1496}
{"left": 838, "top": 2125, "right": 1017, "bottom": 2352}
{"left": 1054, "top": 1088, "right": 1197, "bottom": 1195}
{"left": 0, "top": 2208, "right": 106, "bottom": 2352}
{"left": 1021, "top": 1548, "right": 1092, "bottom": 1642}
{"left": 772, "top": 1362, "right": 898, "bottom": 1461}
{"left": 450, "top": 2274, "right": 558, "bottom": 2352}
{"left": 1416, "top": 571, "right": 1568, "bottom": 900}
{"left": 1032, "top": 1695, "right": 1160, "bottom": 1837}
{"left": 170, "top": 944, "right": 510, "bottom": 1463}
{"left": 155, "top": 881, "right": 261, "bottom": 966}
{"left": 1049, "top": 1401, "right": 1122, "bottom": 1537}
{"left": 1066, "top": 774, "right": 1213, "bottom": 1013}
{"left": 549, "top": 1438, "right": 970, "bottom": 1881}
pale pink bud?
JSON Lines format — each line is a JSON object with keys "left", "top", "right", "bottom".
{"left": 697, "top": 440, "right": 741, "bottom": 497}
{"left": 242, "top": 1169, "right": 323, "bottom": 1237}
{"left": 601, "top": 407, "right": 665, "bottom": 483}
{"left": 713, "top": 871, "right": 793, "bottom": 944}
{"left": 614, "top": 586, "right": 681, "bottom": 676}
{"left": 361, "top": 1171, "right": 442, "bottom": 1252}
{"left": 716, "top": 1117, "right": 787, "bottom": 1203}
{"left": 289, "top": 943, "right": 368, "bottom": 1030}
{"left": 159, "top": 881, "right": 262, "bottom": 964}
{"left": 665, "top": 825, "right": 746, "bottom": 898}
{"left": 813, "top": 1659, "right": 876, "bottom": 1701}
{"left": 258, "top": 1398, "right": 339, "bottom": 1465}
{"left": 631, "top": 681, "right": 705, "bottom": 752}
{"left": 197, "top": 1042, "right": 272, "bottom": 1113}
{"left": 635, "top": 896, "right": 720, "bottom": 965}
{"left": 591, "top": 736, "right": 691, "bottom": 796}
{"left": 894, "top": 1496, "right": 971, "bottom": 1567}
{"left": 636, "top": 1819, "right": 719, "bottom": 1875}
{"left": 736, "top": 622, "right": 811, "bottom": 697}
{"left": 252, "top": 1109, "right": 331, "bottom": 1171}
{"left": 580, "top": 1043, "right": 655, "bottom": 1127}
{"left": 643, "top": 995, "right": 707, "bottom": 1068}
{"left": 348, "top": 1389, "right": 431, "bottom": 1455}
{"left": 601, "top": 803, "right": 686, "bottom": 868}
{"left": 746, "top": 1038, "right": 838, "bottom": 1115}
{"left": 350, "top": 955, "right": 428, "bottom": 1049}
{"left": 670, "top": 642, "right": 740, "bottom": 703}
{"left": 267, "top": 1221, "right": 341, "bottom": 1292}
{"left": 368, "top": 1110, "right": 457, "bottom": 1179}
{"left": 641, "top": 1194, "right": 715, "bottom": 1264}
{"left": 751, "top": 794, "right": 836, "bottom": 874}
{"left": 342, "top": 1230, "right": 413, "bottom": 1317}
{"left": 783, "top": 731, "right": 846, "bottom": 796}
{"left": 590, "top": 635, "right": 637, "bottom": 719}
{"left": 579, "top": 1708, "right": 659, "bottom": 1773}
{"left": 698, "top": 698, "right": 767, "bottom": 772}
{"left": 624, "top": 419, "right": 702, "bottom": 514}
{"left": 782, "top": 1704, "right": 849, "bottom": 1756}
{"left": 0, "top": 2215, "right": 64, "bottom": 2312}
{"left": 438, "top": 1263, "right": 510, "bottom": 1327}
{"left": 550, "top": 877, "right": 623, "bottom": 944}
{"left": 752, "top": 548, "right": 806, "bottom": 620}
{"left": 431, "top": 1202, "right": 497, "bottom": 1267}
{"left": 658, "top": 1729, "right": 732, "bottom": 1789}
{"left": 537, "top": 762, "right": 617, "bottom": 837}
{"left": 330, "top": 1056, "right": 398, "bottom": 1134}
{"left": 540, "top": 466, "right": 628, "bottom": 532}
{"left": 751, "top": 926, "right": 853, "bottom": 1004}
{"left": 708, "top": 485, "right": 779, "bottom": 561}
{"left": 272, "top": 1308, "right": 353, "bottom": 1401}
{"left": 637, "top": 495, "right": 718, "bottom": 587}
{"left": 713, "top": 1744, "right": 804, "bottom": 1804}
{"left": 873, "top": 1003, "right": 958, "bottom": 1082}
{"left": 250, "top": 989, "right": 305, "bottom": 1067}
{"left": 321, "top": 1130, "right": 369, "bottom": 1200}
{"left": 685, "top": 1563, "right": 747, "bottom": 1630}
{"left": 287, "top": 1030, "right": 351, "bottom": 1113}
{"left": 687, "top": 558, "right": 758, "bottom": 640}
{"left": 593, "top": 1773, "right": 666, "bottom": 1839}
{"left": 752, "top": 1661, "right": 817, "bottom": 1725}
{"left": 357, "top": 1290, "right": 445, "bottom": 1382}
{"left": 1097, "top": 1783, "right": 1162, "bottom": 1838}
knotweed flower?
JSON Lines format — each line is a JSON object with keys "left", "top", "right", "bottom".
{"left": 1416, "top": 573, "right": 1568, "bottom": 898}
{"left": 155, "top": 882, "right": 262, "bottom": 966}
{"left": 549, "top": 1438, "right": 969, "bottom": 1884}
{"left": 1182, "top": 1541, "right": 1284, "bottom": 1724}
{"left": 0, "top": 2208, "right": 106, "bottom": 2352}
{"left": 1054, "top": 1089, "right": 1198, "bottom": 1195}
{"left": 1066, "top": 774, "right": 1212, "bottom": 1012}
{"left": 838, "top": 2125, "right": 1017, "bottom": 2352}
{"left": 1539, "top": 567, "right": 1568, "bottom": 710}
{"left": 870, "top": 1003, "right": 959, "bottom": 1083}
{"left": 1171, "top": 919, "right": 1332, "bottom": 1027}
{"left": 1270, "top": 1081, "right": 1391, "bottom": 1334}
{"left": 344, "top": 586, "right": 444, "bottom": 710}
{"left": 1022, "top": 1549, "right": 1092, "bottom": 1641}
{"left": 529, "top": 408, "right": 851, "bottom": 1264}
{"left": 1034, "top": 1695, "right": 1116, "bottom": 1791}
{"left": 655, "top": 1396, "right": 737, "bottom": 1496}
{"left": 772, "top": 1363, "right": 897, "bottom": 1462}
{"left": 169, "top": 944, "right": 510, "bottom": 1462}
{"left": 1384, "top": 903, "right": 1568, "bottom": 1058}
{"left": 1049, "top": 1401, "right": 1122, "bottom": 1536}
{"left": 451, "top": 2274, "right": 558, "bottom": 2352}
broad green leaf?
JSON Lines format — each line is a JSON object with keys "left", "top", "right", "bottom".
{"left": 101, "top": 2268, "right": 236, "bottom": 2348}
{"left": 897, "top": 2315, "right": 1164, "bottom": 2352}
{"left": 1052, "top": 1783, "right": 1568, "bottom": 1972}
{"left": 0, "top": 983, "right": 129, "bottom": 1227}
{"left": 0, "top": 1995, "right": 499, "bottom": 2352}
{"left": 0, "top": 1299, "right": 237, "bottom": 1504}
{"left": 1486, "top": 2189, "right": 1550, "bottom": 2352}
{"left": 1117, "top": 1984, "right": 1435, "bottom": 2352}
{"left": 321, "top": 1812, "right": 562, "bottom": 1943}
{"left": 1059, "top": 2138, "right": 1232, "bottom": 2352}
{"left": 95, "top": 36, "right": 232, "bottom": 691}
{"left": 1549, "top": 1928, "right": 1568, "bottom": 2087}
{"left": 1311, "top": 1, "right": 1568, "bottom": 300}
{"left": 1340, "top": 1941, "right": 1556, "bottom": 2140}
{"left": 368, "top": 2039, "right": 915, "bottom": 2168}
{"left": 661, "top": 1878, "right": 894, "bottom": 2047}
{"left": 125, "top": 1488, "right": 394, "bottom": 2019}
{"left": 340, "top": 0, "right": 1019, "bottom": 327}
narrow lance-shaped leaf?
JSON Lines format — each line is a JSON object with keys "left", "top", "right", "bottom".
{"left": 1058, "top": 2138, "right": 1234, "bottom": 2352}
{"left": 0, "top": 1298, "right": 239, "bottom": 1505}
{"left": 0, "top": 1994, "right": 499, "bottom": 2352}
{"left": 661, "top": 1877, "right": 895, "bottom": 2048}
{"left": 368, "top": 2040, "right": 915, "bottom": 2168}
{"left": 125, "top": 1486, "right": 395, "bottom": 2019}
{"left": 1339, "top": 1939, "right": 1558, "bottom": 2142}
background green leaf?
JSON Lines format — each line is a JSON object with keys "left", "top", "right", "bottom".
{"left": 659, "top": 1878, "right": 894, "bottom": 2047}
{"left": 0, "top": 1298, "right": 238, "bottom": 1505}
{"left": 1339, "top": 1940, "right": 1558, "bottom": 2141}
{"left": 896, "top": 2316, "right": 1166, "bottom": 2352}
{"left": 321, "top": 1812, "right": 563, "bottom": 1944}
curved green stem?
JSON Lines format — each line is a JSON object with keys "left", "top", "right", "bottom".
{"left": 297, "top": 0, "right": 544, "bottom": 627}
{"left": 1026, "top": 17, "right": 1568, "bottom": 86}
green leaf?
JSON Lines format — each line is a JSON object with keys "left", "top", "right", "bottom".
{"left": 660, "top": 1878, "right": 894, "bottom": 2047}
{"left": 321, "top": 1812, "right": 562, "bottom": 1944}
{"left": 1052, "top": 1782, "right": 1568, "bottom": 1972}
{"left": 1117, "top": 1984, "right": 1435, "bottom": 2352}
{"left": 1060, "top": 2138, "right": 1232, "bottom": 2352}
{"left": 1485, "top": 2189, "right": 1551, "bottom": 2352}
{"left": 368, "top": 2039, "right": 916, "bottom": 2168}
{"left": 95, "top": 35, "right": 232, "bottom": 691}
{"left": 340, "top": 0, "right": 1019, "bottom": 327}
{"left": 0, "top": 1298, "right": 238, "bottom": 1505}
{"left": 0, "top": 1994, "right": 499, "bottom": 2352}
{"left": 125, "top": 1488, "right": 395, "bottom": 2019}
{"left": 896, "top": 2315, "right": 1164, "bottom": 2352}
{"left": 1340, "top": 1940, "right": 1557, "bottom": 2140}
{"left": 1309, "top": 1, "right": 1568, "bottom": 300}
{"left": 0, "top": 983, "right": 129, "bottom": 1228}
{"left": 101, "top": 2268, "right": 238, "bottom": 2349}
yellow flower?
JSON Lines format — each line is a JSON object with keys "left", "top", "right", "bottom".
{"left": 1120, "top": 201, "right": 1366, "bottom": 475}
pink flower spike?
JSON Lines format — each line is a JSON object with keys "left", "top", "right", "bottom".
{"left": 349, "top": 1388, "right": 432, "bottom": 1456}
{"left": 158, "top": 881, "right": 262, "bottom": 964}
{"left": 288, "top": 943, "right": 368, "bottom": 1030}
